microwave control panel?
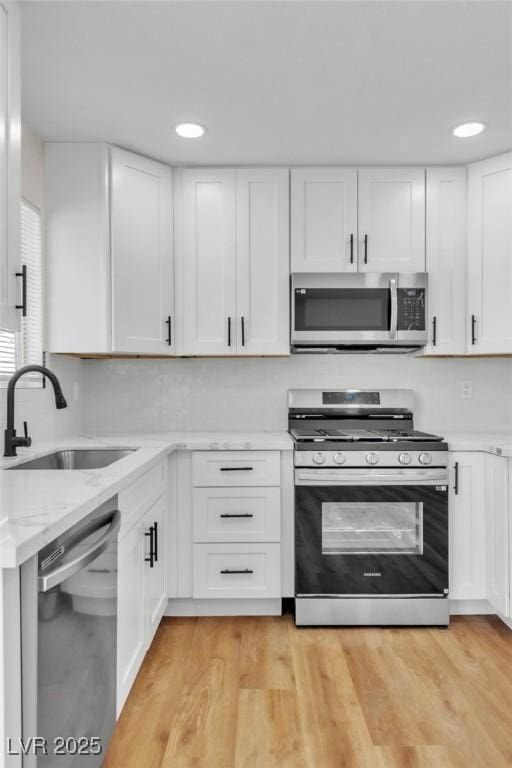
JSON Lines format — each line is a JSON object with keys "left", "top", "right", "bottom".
{"left": 397, "top": 288, "right": 425, "bottom": 331}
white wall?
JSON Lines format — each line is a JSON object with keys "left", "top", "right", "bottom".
{"left": 0, "top": 124, "right": 83, "bottom": 440}
{"left": 81, "top": 355, "right": 512, "bottom": 435}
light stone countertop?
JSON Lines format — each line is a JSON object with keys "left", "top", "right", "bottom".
{"left": 442, "top": 432, "right": 512, "bottom": 457}
{"left": 0, "top": 431, "right": 293, "bottom": 568}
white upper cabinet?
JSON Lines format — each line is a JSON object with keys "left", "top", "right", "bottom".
{"left": 467, "top": 152, "right": 512, "bottom": 354}
{"left": 425, "top": 168, "right": 466, "bottom": 354}
{"left": 449, "top": 452, "right": 487, "bottom": 601}
{"left": 485, "top": 454, "right": 509, "bottom": 617}
{"left": 0, "top": 4, "right": 20, "bottom": 334}
{"left": 45, "top": 143, "right": 174, "bottom": 355}
{"left": 358, "top": 168, "right": 425, "bottom": 273}
{"left": 111, "top": 148, "right": 173, "bottom": 354}
{"left": 180, "top": 168, "right": 289, "bottom": 356}
{"left": 181, "top": 169, "right": 237, "bottom": 355}
{"left": 291, "top": 168, "right": 357, "bottom": 273}
{"left": 236, "top": 169, "right": 289, "bottom": 355}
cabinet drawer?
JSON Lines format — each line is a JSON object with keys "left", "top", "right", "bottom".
{"left": 118, "top": 459, "right": 167, "bottom": 534}
{"left": 193, "top": 543, "right": 281, "bottom": 599}
{"left": 192, "top": 451, "right": 280, "bottom": 487}
{"left": 193, "top": 487, "right": 281, "bottom": 543}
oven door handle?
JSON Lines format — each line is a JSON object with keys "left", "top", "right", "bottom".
{"left": 295, "top": 469, "right": 449, "bottom": 486}
{"left": 389, "top": 277, "right": 398, "bottom": 339}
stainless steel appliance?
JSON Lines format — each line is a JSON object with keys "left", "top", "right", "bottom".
{"left": 291, "top": 272, "right": 427, "bottom": 352}
{"left": 21, "top": 498, "right": 120, "bottom": 766}
{"left": 290, "top": 389, "right": 449, "bottom": 626}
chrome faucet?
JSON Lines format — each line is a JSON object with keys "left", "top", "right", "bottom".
{"left": 4, "top": 365, "right": 68, "bottom": 457}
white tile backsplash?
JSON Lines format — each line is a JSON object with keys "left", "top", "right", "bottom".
{"left": 80, "top": 355, "right": 512, "bottom": 436}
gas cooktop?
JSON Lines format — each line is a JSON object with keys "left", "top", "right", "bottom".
{"left": 288, "top": 389, "right": 447, "bottom": 468}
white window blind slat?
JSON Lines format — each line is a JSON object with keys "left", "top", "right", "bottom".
{"left": 0, "top": 200, "right": 43, "bottom": 381}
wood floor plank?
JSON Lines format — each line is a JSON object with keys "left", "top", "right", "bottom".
{"left": 106, "top": 615, "right": 512, "bottom": 768}
{"left": 238, "top": 614, "right": 295, "bottom": 690}
{"left": 234, "top": 689, "right": 306, "bottom": 768}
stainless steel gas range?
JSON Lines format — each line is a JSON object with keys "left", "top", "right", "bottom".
{"left": 289, "top": 389, "right": 449, "bottom": 627}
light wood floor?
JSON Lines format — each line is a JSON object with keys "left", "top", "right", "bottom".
{"left": 105, "top": 613, "right": 512, "bottom": 768}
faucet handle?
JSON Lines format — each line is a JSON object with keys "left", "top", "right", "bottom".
{"left": 22, "top": 421, "right": 32, "bottom": 447}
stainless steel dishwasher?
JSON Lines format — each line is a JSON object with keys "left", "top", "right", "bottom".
{"left": 21, "top": 498, "right": 120, "bottom": 767}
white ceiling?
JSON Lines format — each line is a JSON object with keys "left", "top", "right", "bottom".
{"left": 20, "top": 1, "right": 512, "bottom": 165}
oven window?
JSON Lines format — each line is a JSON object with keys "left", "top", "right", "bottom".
{"left": 294, "top": 288, "right": 390, "bottom": 331}
{"left": 321, "top": 501, "right": 423, "bottom": 555}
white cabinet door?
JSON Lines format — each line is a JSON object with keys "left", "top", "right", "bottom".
{"left": 425, "top": 168, "right": 466, "bottom": 354}
{"left": 358, "top": 168, "right": 425, "bottom": 273}
{"left": 142, "top": 494, "right": 167, "bottom": 643}
{"left": 467, "top": 153, "right": 512, "bottom": 354}
{"left": 111, "top": 148, "right": 174, "bottom": 355}
{"left": 0, "top": 4, "right": 20, "bottom": 333}
{"left": 485, "top": 455, "right": 509, "bottom": 616}
{"left": 291, "top": 168, "right": 357, "bottom": 273}
{"left": 117, "top": 517, "right": 145, "bottom": 713}
{"left": 236, "top": 168, "right": 289, "bottom": 355}
{"left": 181, "top": 169, "right": 237, "bottom": 355}
{"left": 449, "top": 452, "right": 487, "bottom": 601}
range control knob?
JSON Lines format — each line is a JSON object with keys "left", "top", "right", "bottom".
{"left": 418, "top": 452, "right": 432, "bottom": 465}
{"left": 313, "top": 452, "right": 326, "bottom": 465}
{"left": 333, "top": 452, "right": 346, "bottom": 465}
{"left": 366, "top": 452, "right": 379, "bottom": 466}
{"left": 398, "top": 452, "right": 412, "bottom": 465}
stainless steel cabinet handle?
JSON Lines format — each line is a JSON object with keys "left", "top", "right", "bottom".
{"left": 220, "top": 513, "right": 254, "bottom": 518}
{"left": 220, "top": 569, "right": 253, "bottom": 575}
{"left": 228, "top": 316, "right": 232, "bottom": 347}
{"left": 349, "top": 234, "right": 354, "bottom": 264}
{"left": 363, "top": 234, "right": 368, "bottom": 264}
{"left": 166, "top": 316, "right": 172, "bottom": 346}
{"left": 38, "top": 510, "right": 121, "bottom": 592}
{"left": 432, "top": 316, "right": 437, "bottom": 347}
{"left": 241, "top": 316, "right": 246, "bottom": 347}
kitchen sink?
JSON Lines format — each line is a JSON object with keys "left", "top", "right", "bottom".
{"left": 7, "top": 448, "right": 137, "bottom": 470}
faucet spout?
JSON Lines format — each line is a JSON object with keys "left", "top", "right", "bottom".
{"left": 4, "top": 365, "right": 68, "bottom": 457}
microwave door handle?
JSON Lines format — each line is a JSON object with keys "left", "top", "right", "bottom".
{"left": 389, "top": 278, "right": 398, "bottom": 339}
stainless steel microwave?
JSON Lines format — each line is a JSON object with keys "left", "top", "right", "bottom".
{"left": 291, "top": 272, "right": 428, "bottom": 352}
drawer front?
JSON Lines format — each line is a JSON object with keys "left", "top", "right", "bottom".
{"left": 118, "top": 459, "right": 167, "bottom": 534}
{"left": 193, "top": 543, "right": 281, "bottom": 599}
{"left": 193, "top": 487, "right": 281, "bottom": 543}
{"left": 192, "top": 451, "right": 280, "bottom": 487}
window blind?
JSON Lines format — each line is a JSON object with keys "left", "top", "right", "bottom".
{"left": 0, "top": 200, "right": 43, "bottom": 381}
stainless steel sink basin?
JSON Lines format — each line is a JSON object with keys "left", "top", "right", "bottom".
{"left": 7, "top": 448, "right": 136, "bottom": 470}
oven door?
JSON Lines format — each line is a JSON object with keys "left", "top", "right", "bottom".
{"left": 295, "top": 468, "right": 449, "bottom": 597}
{"left": 291, "top": 272, "right": 397, "bottom": 346}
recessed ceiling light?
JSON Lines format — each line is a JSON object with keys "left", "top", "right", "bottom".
{"left": 452, "top": 122, "right": 486, "bottom": 138}
{"left": 175, "top": 123, "right": 205, "bottom": 139}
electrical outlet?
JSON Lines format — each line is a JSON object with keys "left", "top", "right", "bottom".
{"left": 461, "top": 381, "right": 472, "bottom": 399}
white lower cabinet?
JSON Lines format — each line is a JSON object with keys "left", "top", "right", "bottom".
{"left": 188, "top": 450, "right": 282, "bottom": 604}
{"left": 449, "top": 450, "right": 511, "bottom": 620}
{"left": 485, "top": 454, "right": 509, "bottom": 616}
{"left": 142, "top": 495, "right": 167, "bottom": 642}
{"left": 193, "top": 543, "right": 281, "bottom": 599}
{"left": 117, "top": 515, "right": 146, "bottom": 712}
{"left": 116, "top": 460, "right": 168, "bottom": 712}
{"left": 449, "top": 452, "right": 487, "bottom": 600}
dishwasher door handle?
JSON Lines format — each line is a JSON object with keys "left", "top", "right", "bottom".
{"left": 38, "top": 510, "right": 121, "bottom": 592}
